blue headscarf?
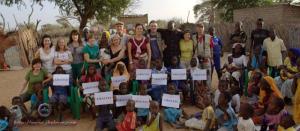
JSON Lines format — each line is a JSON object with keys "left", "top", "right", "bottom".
{"left": 289, "top": 48, "right": 300, "bottom": 66}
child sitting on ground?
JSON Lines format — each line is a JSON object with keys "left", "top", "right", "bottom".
{"left": 10, "top": 96, "right": 28, "bottom": 122}
{"left": 185, "top": 95, "right": 215, "bottom": 130}
{"left": 215, "top": 91, "right": 238, "bottom": 131}
{"left": 116, "top": 99, "right": 136, "bottom": 131}
{"left": 50, "top": 66, "right": 70, "bottom": 121}
{"left": 230, "top": 80, "right": 241, "bottom": 113}
{"left": 194, "top": 80, "right": 209, "bottom": 109}
{"left": 95, "top": 80, "right": 115, "bottom": 131}
{"left": 164, "top": 83, "right": 186, "bottom": 128}
{"left": 114, "top": 82, "right": 130, "bottom": 120}
{"left": 80, "top": 64, "right": 101, "bottom": 118}
{"left": 151, "top": 58, "right": 168, "bottom": 103}
{"left": 214, "top": 78, "right": 229, "bottom": 107}
{"left": 142, "top": 101, "right": 163, "bottom": 131}
{"left": 261, "top": 96, "right": 288, "bottom": 131}
{"left": 137, "top": 83, "right": 152, "bottom": 126}
{"left": 278, "top": 114, "right": 296, "bottom": 131}
{"left": 237, "top": 102, "right": 255, "bottom": 131}
{"left": 0, "top": 106, "right": 16, "bottom": 131}
{"left": 221, "top": 55, "right": 238, "bottom": 79}
{"left": 247, "top": 71, "right": 262, "bottom": 106}
{"left": 30, "top": 82, "right": 44, "bottom": 120}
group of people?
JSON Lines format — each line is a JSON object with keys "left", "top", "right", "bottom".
{"left": 0, "top": 18, "right": 300, "bottom": 131}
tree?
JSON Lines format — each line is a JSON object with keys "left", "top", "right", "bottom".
{"left": 193, "top": 0, "right": 215, "bottom": 24}
{"left": 194, "top": 0, "right": 273, "bottom": 22}
{"left": 1, "top": 0, "right": 136, "bottom": 31}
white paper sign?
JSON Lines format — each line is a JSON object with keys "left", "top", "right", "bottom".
{"left": 151, "top": 74, "right": 167, "bottom": 85}
{"left": 136, "top": 69, "right": 152, "bottom": 80}
{"left": 171, "top": 69, "right": 187, "bottom": 80}
{"left": 82, "top": 82, "right": 100, "bottom": 94}
{"left": 132, "top": 95, "right": 151, "bottom": 108}
{"left": 116, "top": 95, "right": 132, "bottom": 107}
{"left": 191, "top": 69, "right": 207, "bottom": 80}
{"left": 53, "top": 74, "right": 69, "bottom": 86}
{"left": 162, "top": 94, "right": 180, "bottom": 108}
{"left": 111, "top": 76, "right": 127, "bottom": 87}
{"left": 94, "top": 92, "right": 113, "bottom": 105}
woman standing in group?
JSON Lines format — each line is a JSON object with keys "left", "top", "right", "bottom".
{"left": 54, "top": 38, "right": 73, "bottom": 74}
{"left": 102, "top": 34, "right": 126, "bottom": 70}
{"left": 35, "top": 34, "right": 55, "bottom": 73}
{"left": 83, "top": 34, "right": 101, "bottom": 72}
{"left": 68, "top": 30, "right": 84, "bottom": 82}
{"left": 179, "top": 30, "right": 194, "bottom": 68}
{"left": 128, "top": 23, "right": 151, "bottom": 71}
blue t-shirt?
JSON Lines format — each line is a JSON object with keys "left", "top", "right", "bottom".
{"left": 212, "top": 36, "right": 223, "bottom": 55}
{"left": 150, "top": 35, "right": 161, "bottom": 60}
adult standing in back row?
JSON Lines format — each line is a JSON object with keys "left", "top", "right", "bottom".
{"left": 157, "top": 21, "right": 183, "bottom": 67}
{"left": 250, "top": 18, "right": 269, "bottom": 54}
{"left": 192, "top": 23, "right": 213, "bottom": 88}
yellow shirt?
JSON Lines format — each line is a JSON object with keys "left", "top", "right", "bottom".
{"left": 278, "top": 125, "right": 296, "bottom": 131}
{"left": 284, "top": 57, "right": 298, "bottom": 72}
{"left": 263, "top": 37, "right": 287, "bottom": 66}
{"left": 179, "top": 39, "right": 193, "bottom": 61}
{"left": 202, "top": 105, "right": 215, "bottom": 128}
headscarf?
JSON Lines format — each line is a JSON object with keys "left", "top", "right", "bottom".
{"left": 111, "top": 62, "right": 130, "bottom": 91}
{"left": 259, "top": 76, "right": 283, "bottom": 104}
{"left": 288, "top": 48, "right": 300, "bottom": 66}
{"left": 112, "top": 61, "right": 130, "bottom": 80}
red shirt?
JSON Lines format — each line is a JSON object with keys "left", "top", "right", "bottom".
{"left": 116, "top": 111, "right": 136, "bottom": 131}
{"left": 80, "top": 74, "right": 101, "bottom": 83}
{"left": 129, "top": 37, "right": 149, "bottom": 59}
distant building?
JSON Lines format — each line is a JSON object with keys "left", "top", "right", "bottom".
{"left": 118, "top": 14, "right": 148, "bottom": 32}
{"left": 233, "top": 4, "right": 300, "bottom": 24}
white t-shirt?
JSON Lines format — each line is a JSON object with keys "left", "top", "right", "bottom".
{"left": 39, "top": 47, "right": 55, "bottom": 73}
{"left": 54, "top": 51, "right": 72, "bottom": 71}
{"left": 232, "top": 55, "right": 248, "bottom": 68}
{"left": 237, "top": 117, "right": 256, "bottom": 131}
{"left": 231, "top": 94, "right": 240, "bottom": 113}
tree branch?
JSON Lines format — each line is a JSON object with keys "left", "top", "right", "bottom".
{"left": 28, "top": 1, "right": 35, "bottom": 25}
{"left": 72, "top": 0, "right": 83, "bottom": 16}
{"left": 0, "top": 13, "right": 5, "bottom": 30}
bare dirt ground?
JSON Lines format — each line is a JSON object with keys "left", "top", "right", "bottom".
{"left": 0, "top": 67, "right": 220, "bottom": 131}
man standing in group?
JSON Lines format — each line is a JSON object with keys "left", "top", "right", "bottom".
{"left": 192, "top": 23, "right": 213, "bottom": 88}
{"left": 157, "top": 21, "right": 183, "bottom": 67}
{"left": 147, "top": 20, "right": 165, "bottom": 67}
{"left": 208, "top": 27, "right": 223, "bottom": 79}
{"left": 230, "top": 21, "right": 247, "bottom": 46}
{"left": 263, "top": 28, "right": 287, "bottom": 77}
{"left": 250, "top": 18, "right": 269, "bottom": 53}
{"left": 112, "top": 21, "right": 130, "bottom": 48}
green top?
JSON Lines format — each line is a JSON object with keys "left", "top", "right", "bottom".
{"left": 82, "top": 44, "right": 100, "bottom": 68}
{"left": 25, "top": 69, "right": 48, "bottom": 94}
{"left": 179, "top": 39, "right": 193, "bottom": 61}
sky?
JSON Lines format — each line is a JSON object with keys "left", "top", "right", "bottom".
{"left": 0, "top": 0, "right": 200, "bottom": 30}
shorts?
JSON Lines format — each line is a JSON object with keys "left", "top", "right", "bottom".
{"left": 96, "top": 115, "right": 115, "bottom": 131}
{"left": 50, "top": 94, "right": 67, "bottom": 104}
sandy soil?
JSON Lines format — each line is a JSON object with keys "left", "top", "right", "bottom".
{"left": 0, "top": 68, "right": 221, "bottom": 131}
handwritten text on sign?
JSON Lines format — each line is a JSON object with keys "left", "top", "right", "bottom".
{"left": 171, "top": 69, "right": 187, "bottom": 80}
{"left": 94, "top": 92, "right": 113, "bottom": 105}
{"left": 53, "top": 74, "right": 69, "bottom": 86}
{"left": 191, "top": 69, "right": 207, "bottom": 80}
{"left": 136, "top": 69, "right": 152, "bottom": 80}
{"left": 116, "top": 95, "right": 132, "bottom": 107}
{"left": 82, "top": 82, "right": 99, "bottom": 94}
{"left": 162, "top": 94, "right": 180, "bottom": 108}
{"left": 151, "top": 74, "right": 168, "bottom": 85}
{"left": 132, "top": 95, "right": 151, "bottom": 108}
{"left": 111, "top": 76, "right": 127, "bottom": 87}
